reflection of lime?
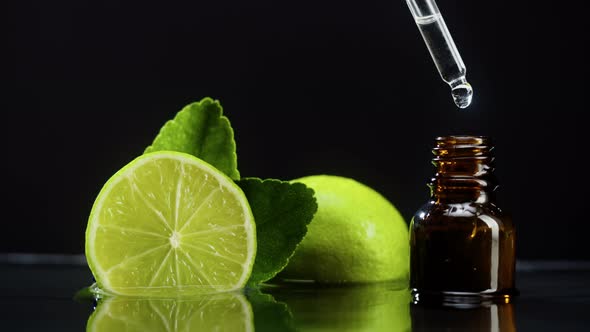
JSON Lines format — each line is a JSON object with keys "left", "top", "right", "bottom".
{"left": 85, "top": 151, "right": 256, "bottom": 296}
{"left": 269, "top": 283, "right": 411, "bottom": 332}
{"left": 280, "top": 175, "right": 409, "bottom": 283}
{"left": 87, "top": 292, "right": 253, "bottom": 332}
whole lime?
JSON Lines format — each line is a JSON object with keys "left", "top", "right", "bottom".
{"left": 279, "top": 175, "right": 409, "bottom": 283}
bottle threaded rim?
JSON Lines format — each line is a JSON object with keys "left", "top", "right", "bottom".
{"left": 429, "top": 135, "right": 498, "bottom": 198}
{"left": 433, "top": 135, "right": 493, "bottom": 159}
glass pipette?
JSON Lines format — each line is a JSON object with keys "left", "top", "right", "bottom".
{"left": 406, "top": 0, "right": 473, "bottom": 109}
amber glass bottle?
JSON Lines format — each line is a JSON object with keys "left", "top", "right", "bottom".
{"left": 410, "top": 135, "right": 516, "bottom": 299}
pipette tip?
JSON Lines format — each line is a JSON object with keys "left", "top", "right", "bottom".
{"left": 451, "top": 81, "right": 473, "bottom": 109}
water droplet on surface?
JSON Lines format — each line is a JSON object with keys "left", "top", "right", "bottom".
{"left": 451, "top": 82, "right": 473, "bottom": 109}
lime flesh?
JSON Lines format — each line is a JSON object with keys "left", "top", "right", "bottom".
{"left": 85, "top": 151, "right": 256, "bottom": 296}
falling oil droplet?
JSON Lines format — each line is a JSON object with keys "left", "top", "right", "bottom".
{"left": 451, "top": 82, "right": 473, "bottom": 109}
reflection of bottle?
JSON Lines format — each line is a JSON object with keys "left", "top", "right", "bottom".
{"left": 411, "top": 302, "right": 516, "bottom": 331}
{"left": 410, "top": 136, "right": 516, "bottom": 299}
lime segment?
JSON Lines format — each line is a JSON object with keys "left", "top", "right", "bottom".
{"left": 85, "top": 151, "right": 256, "bottom": 296}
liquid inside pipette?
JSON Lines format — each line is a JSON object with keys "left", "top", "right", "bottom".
{"left": 407, "top": 0, "right": 473, "bottom": 109}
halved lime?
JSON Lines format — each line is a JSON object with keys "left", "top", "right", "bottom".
{"left": 87, "top": 292, "right": 254, "bottom": 332}
{"left": 85, "top": 151, "right": 256, "bottom": 296}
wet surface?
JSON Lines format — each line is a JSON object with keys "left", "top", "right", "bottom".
{"left": 1, "top": 260, "right": 589, "bottom": 331}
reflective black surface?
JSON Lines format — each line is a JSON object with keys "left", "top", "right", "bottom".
{"left": 1, "top": 260, "right": 589, "bottom": 331}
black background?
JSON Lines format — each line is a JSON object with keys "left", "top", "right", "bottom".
{"left": 7, "top": 1, "right": 580, "bottom": 259}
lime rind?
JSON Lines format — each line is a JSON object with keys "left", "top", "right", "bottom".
{"left": 85, "top": 151, "right": 256, "bottom": 296}
{"left": 280, "top": 175, "right": 409, "bottom": 284}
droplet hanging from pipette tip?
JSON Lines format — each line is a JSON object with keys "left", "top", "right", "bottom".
{"left": 451, "top": 82, "right": 473, "bottom": 109}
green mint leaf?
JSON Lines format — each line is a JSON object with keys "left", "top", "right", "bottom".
{"left": 145, "top": 97, "right": 240, "bottom": 180}
{"left": 237, "top": 178, "right": 318, "bottom": 286}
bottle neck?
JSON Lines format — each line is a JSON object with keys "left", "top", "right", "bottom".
{"left": 428, "top": 136, "right": 498, "bottom": 204}
{"left": 429, "top": 178, "right": 496, "bottom": 203}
